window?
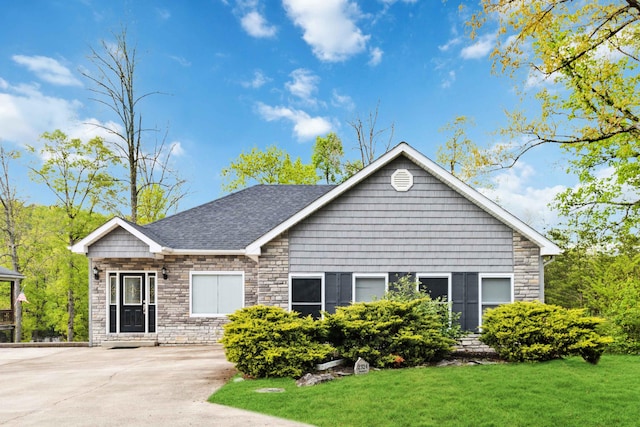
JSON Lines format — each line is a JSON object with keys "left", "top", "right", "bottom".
{"left": 480, "top": 275, "right": 513, "bottom": 317}
{"left": 190, "top": 272, "right": 244, "bottom": 316}
{"left": 148, "top": 274, "right": 156, "bottom": 304}
{"left": 290, "top": 276, "right": 323, "bottom": 318}
{"left": 354, "top": 274, "right": 387, "bottom": 302}
{"left": 418, "top": 275, "right": 450, "bottom": 301}
{"left": 109, "top": 274, "right": 117, "bottom": 305}
{"left": 123, "top": 276, "right": 142, "bottom": 305}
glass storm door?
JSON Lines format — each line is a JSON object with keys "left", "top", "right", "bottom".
{"left": 120, "top": 274, "right": 145, "bottom": 332}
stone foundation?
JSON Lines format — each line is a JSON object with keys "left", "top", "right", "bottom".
{"left": 454, "top": 334, "right": 496, "bottom": 355}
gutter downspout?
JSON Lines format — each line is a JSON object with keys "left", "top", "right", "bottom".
{"left": 540, "top": 256, "right": 556, "bottom": 303}
{"left": 88, "top": 260, "right": 93, "bottom": 347}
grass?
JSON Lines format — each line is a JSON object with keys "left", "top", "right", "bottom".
{"left": 209, "top": 356, "right": 640, "bottom": 427}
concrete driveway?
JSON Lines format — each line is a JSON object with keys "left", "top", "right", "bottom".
{"left": 0, "top": 346, "right": 312, "bottom": 427}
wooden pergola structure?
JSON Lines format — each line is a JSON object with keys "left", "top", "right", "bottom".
{"left": 0, "top": 265, "right": 24, "bottom": 342}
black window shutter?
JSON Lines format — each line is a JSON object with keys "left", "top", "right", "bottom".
{"left": 465, "top": 273, "right": 479, "bottom": 332}
{"left": 325, "top": 272, "right": 352, "bottom": 314}
{"left": 451, "top": 272, "right": 479, "bottom": 332}
{"left": 388, "top": 272, "right": 415, "bottom": 292}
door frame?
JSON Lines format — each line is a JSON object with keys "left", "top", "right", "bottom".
{"left": 106, "top": 270, "right": 158, "bottom": 334}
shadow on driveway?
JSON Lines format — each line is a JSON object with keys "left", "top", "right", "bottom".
{"left": 0, "top": 346, "right": 312, "bottom": 426}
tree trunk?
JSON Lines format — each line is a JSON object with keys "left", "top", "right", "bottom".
{"left": 67, "top": 288, "right": 74, "bottom": 342}
{"left": 13, "top": 279, "right": 21, "bottom": 343}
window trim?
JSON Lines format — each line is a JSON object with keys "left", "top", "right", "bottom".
{"left": 352, "top": 273, "right": 388, "bottom": 303}
{"left": 189, "top": 271, "right": 245, "bottom": 318}
{"left": 105, "top": 270, "right": 158, "bottom": 335}
{"left": 289, "top": 273, "right": 324, "bottom": 315}
{"left": 478, "top": 273, "right": 514, "bottom": 326}
{"left": 122, "top": 275, "right": 143, "bottom": 305}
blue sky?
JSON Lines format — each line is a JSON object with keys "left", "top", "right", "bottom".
{"left": 0, "top": 0, "right": 571, "bottom": 232}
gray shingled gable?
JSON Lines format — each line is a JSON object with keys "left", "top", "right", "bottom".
{"left": 141, "top": 185, "right": 335, "bottom": 250}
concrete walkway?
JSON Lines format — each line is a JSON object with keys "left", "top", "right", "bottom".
{"left": 0, "top": 346, "right": 313, "bottom": 426}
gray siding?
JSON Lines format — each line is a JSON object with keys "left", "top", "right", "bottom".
{"left": 289, "top": 156, "right": 514, "bottom": 273}
{"left": 88, "top": 227, "right": 154, "bottom": 259}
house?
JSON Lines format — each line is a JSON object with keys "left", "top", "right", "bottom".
{"left": 71, "top": 142, "right": 561, "bottom": 347}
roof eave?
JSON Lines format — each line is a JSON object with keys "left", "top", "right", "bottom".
{"left": 70, "top": 217, "right": 164, "bottom": 255}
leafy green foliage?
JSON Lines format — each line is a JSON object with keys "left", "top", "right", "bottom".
{"left": 221, "top": 145, "right": 319, "bottom": 191}
{"left": 436, "top": 115, "right": 508, "bottom": 189}
{"left": 384, "top": 274, "right": 462, "bottom": 340}
{"left": 471, "top": 1, "right": 640, "bottom": 244}
{"left": 583, "top": 252, "right": 640, "bottom": 354}
{"left": 26, "top": 131, "right": 116, "bottom": 341}
{"left": 312, "top": 132, "right": 344, "bottom": 184}
{"left": 221, "top": 305, "right": 335, "bottom": 378}
{"left": 324, "top": 299, "right": 455, "bottom": 368}
{"left": 480, "top": 301, "right": 612, "bottom": 364}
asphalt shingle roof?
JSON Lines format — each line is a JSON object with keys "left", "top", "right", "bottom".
{"left": 141, "top": 185, "right": 335, "bottom": 251}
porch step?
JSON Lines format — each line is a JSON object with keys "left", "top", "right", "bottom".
{"left": 102, "top": 340, "right": 158, "bottom": 349}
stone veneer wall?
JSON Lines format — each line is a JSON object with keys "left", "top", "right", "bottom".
{"left": 455, "top": 334, "right": 496, "bottom": 355}
{"left": 91, "top": 254, "right": 258, "bottom": 346}
{"left": 513, "top": 231, "right": 540, "bottom": 301}
{"left": 257, "top": 232, "right": 290, "bottom": 308}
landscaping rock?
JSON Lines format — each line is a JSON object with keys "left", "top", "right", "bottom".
{"left": 296, "top": 372, "right": 335, "bottom": 387}
{"left": 255, "top": 388, "right": 285, "bottom": 393}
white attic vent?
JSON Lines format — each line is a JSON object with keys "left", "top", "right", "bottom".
{"left": 391, "top": 169, "right": 413, "bottom": 192}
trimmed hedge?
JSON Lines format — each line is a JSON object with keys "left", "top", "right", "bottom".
{"left": 324, "top": 299, "right": 455, "bottom": 368}
{"left": 221, "top": 305, "right": 335, "bottom": 378}
{"left": 480, "top": 301, "right": 613, "bottom": 364}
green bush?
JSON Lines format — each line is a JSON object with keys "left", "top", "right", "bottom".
{"left": 324, "top": 299, "right": 455, "bottom": 368}
{"left": 480, "top": 301, "right": 613, "bottom": 364}
{"left": 221, "top": 305, "right": 335, "bottom": 378}
{"left": 385, "top": 274, "right": 463, "bottom": 340}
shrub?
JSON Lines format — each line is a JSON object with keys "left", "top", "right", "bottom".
{"left": 221, "top": 305, "right": 335, "bottom": 378}
{"left": 480, "top": 301, "right": 613, "bottom": 364}
{"left": 385, "top": 274, "right": 463, "bottom": 340}
{"left": 324, "top": 299, "right": 455, "bottom": 368}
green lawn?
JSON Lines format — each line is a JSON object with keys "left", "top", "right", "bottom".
{"left": 209, "top": 356, "right": 640, "bottom": 427}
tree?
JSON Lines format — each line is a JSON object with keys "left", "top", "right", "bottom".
{"left": 471, "top": 0, "right": 640, "bottom": 243}
{"left": 312, "top": 132, "right": 344, "bottom": 184}
{"left": 28, "top": 130, "right": 117, "bottom": 341}
{"left": 436, "top": 116, "right": 506, "bottom": 188}
{"left": 82, "top": 27, "right": 185, "bottom": 224}
{"left": 0, "top": 147, "right": 24, "bottom": 341}
{"left": 221, "top": 145, "right": 319, "bottom": 192}
{"left": 347, "top": 101, "right": 394, "bottom": 167}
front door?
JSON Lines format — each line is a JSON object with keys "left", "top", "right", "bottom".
{"left": 120, "top": 274, "right": 145, "bottom": 333}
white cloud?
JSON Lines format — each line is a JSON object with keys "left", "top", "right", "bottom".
{"left": 331, "top": 90, "right": 355, "bottom": 111}
{"left": 0, "top": 77, "right": 118, "bottom": 150}
{"left": 241, "top": 10, "right": 277, "bottom": 38}
{"left": 441, "top": 70, "right": 456, "bottom": 88}
{"left": 156, "top": 8, "right": 171, "bottom": 20}
{"left": 460, "top": 33, "right": 495, "bottom": 59}
{"left": 285, "top": 69, "right": 319, "bottom": 103}
{"left": 169, "top": 55, "right": 192, "bottom": 67}
{"left": 170, "top": 141, "right": 185, "bottom": 157}
{"left": 12, "top": 55, "right": 82, "bottom": 87}
{"left": 368, "top": 47, "right": 383, "bottom": 66}
{"left": 241, "top": 70, "right": 270, "bottom": 89}
{"left": 438, "top": 37, "right": 462, "bottom": 52}
{"left": 283, "top": 0, "right": 370, "bottom": 62}
{"left": 255, "top": 102, "right": 333, "bottom": 141}
{"left": 525, "top": 67, "right": 560, "bottom": 88}
{"left": 478, "top": 162, "right": 565, "bottom": 230}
